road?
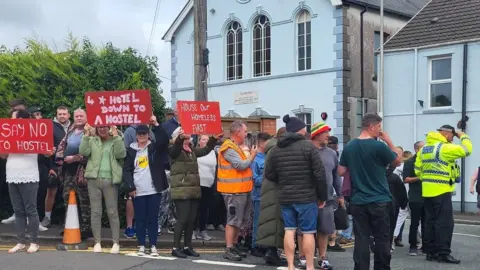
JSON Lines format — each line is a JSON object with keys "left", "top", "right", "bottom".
{"left": 0, "top": 221, "right": 479, "bottom": 269}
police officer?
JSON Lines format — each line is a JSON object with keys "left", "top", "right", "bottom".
{"left": 415, "top": 125, "right": 472, "bottom": 264}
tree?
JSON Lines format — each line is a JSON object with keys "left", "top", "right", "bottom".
{"left": 0, "top": 34, "right": 166, "bottom": 119}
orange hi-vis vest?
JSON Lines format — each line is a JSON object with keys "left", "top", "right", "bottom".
{"left": 217, "top": 139, "right": 253, "bottom": 194}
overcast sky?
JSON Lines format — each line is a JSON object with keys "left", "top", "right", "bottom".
{"left": 0, "top": 0, "right": 187, "bottom": 107}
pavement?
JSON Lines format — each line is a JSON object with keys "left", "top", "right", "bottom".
{"left": 1, "top": 212, "right": 479, "bottom": 248}
{"left": 0, "top": 224, "right": 226, "bottom": 248}
{"left": 0, "top": 221, "right": 479, "bottom": 269}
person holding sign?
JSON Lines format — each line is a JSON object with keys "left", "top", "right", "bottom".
{"left": 79, "top": 124, "right": 126, "bottom": 254}
{"left": 1, "top": 110, "right": 55, "bottom": 254}
{"left": 123, "top": 116, "right": 170, "bottom": 257}
{"left": 168, "top": 127, "right": 221, "bottom": 258}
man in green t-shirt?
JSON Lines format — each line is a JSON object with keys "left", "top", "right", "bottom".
{"left": 338, "top": 113, "right": 401, "bottom": 270}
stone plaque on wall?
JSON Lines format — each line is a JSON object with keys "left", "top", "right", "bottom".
{"left": 234, "top": 91, "right": 259, "bottom": 105}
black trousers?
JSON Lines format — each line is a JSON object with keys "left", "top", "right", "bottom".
{"left": 36, "top": 173, "right": 48, "bottom": 221}
{"left": 423, "top": 193, "right": 453, "bottom": 256}
{"left": 351, "top": 203, "right": 391, "bottom": 270}
{"left": 408, "top": 202, "right": 425, "bottom": 249}
{"left": 173, "top": 199, "right": 200, "bottom": 249}
{"left": 208, "top": 191, "right": 226, "bottom": 227}
{"left": 196, "top": 186, "right": 213, "bottom": 231}
{"left": 390, "top": 203, "right": 399, "bottom": 247}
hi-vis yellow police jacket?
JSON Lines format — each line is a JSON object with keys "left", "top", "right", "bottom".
{"left": 415, "top": 132, "right": 473, "bottom": 198}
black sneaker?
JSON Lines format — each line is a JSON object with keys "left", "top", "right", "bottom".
{"left": 437, "top": 254, "right": 460, "bottom": 264}
{"left": 426, "top": 253, "right": 438, "bottom": 261}
{"left": 264, "top": 249, "right": 287, "bottom": 267}
{"left": 224, "top": 248, "right": 242, "bottom": 261}
{"left": 183, "top": 247, "right": 200, "bottom": 257}
{"left": 394, "top": 239, "right": 404, "bottom": 247}
{"left": 250, "top": 247, "right": 265, "bottom": 257}
{"left": 172, "top": 248, "right": 187, "bottom": 258}
{"left": 233, "top": 244, "right": 248, "bottom": 257}
{"left": 327, "top": 243, "right": 345, "bottom": 252}
{"left": 409, "top": 247, "right": 418, "bottom": 256}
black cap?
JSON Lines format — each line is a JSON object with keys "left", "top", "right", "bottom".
{"left": 28, "top": 106, "right": 41, "bottom": 114}
{"left": 437, "top": 125, "right": 455, "bottom": 133}
{"left": 328, "top": 136, "right": 339, "bottom": 145}
{"left": 136, "top": 125, "right": 149, "bottom": 134}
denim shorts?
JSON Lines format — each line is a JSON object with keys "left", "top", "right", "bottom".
{"left": 281, "top": 202, "right": 318, "bottom": 234}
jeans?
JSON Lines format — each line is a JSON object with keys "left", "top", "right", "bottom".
{"left": 340, "top": 215, "right": 354, "bottom": 239}
{"left": 423, "top": 193, "right": 453, "bottom": 256}
{"left": 134, "top": 193, "right": 161, "bottom": 246}
{"left": 174, "top": 199, "right": 200, "bottom": 249}
{"left": 409, "top": 202, "right": 425, "bottom": 249}
{"left": 251, "top": 200, "right": 261, "bottom": 248}
{"left": 9, "top": 182, "right": 40, "bottom": 244}
{"left": 87, "top": 179, "right": 120, "bottom": 244}
{"left": 351, "top": 203, "right": 391, "bottom": 270}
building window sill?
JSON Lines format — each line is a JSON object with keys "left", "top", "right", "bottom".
{"left": 422, "top": 107, "right": 454, "bottom": 114}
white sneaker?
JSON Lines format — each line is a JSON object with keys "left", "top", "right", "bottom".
{"left": 39, "top": 224, "right": 48, "bottom": 232}
{"left": 8, "top": 243, "right": 25, "bottom": 254}
{"left": 150, "top": 245, "right": 159, "bottom": 257}
{"left": 27, "top": 243, "right": 39, "bottom": 254}
{"left": 93, "top": 243, "right": 102, "bottom": 253}
{"left": 137, "top": 245, "right": 146, "bottom": 256}
{"left": 110, "top": 243, "right": 120, "bottom": 254}
{"left": 2, "top": 215, "right": 16, "bottom": 224}
{"left": 199, "top": 231, "right": 212, "bottom": 241}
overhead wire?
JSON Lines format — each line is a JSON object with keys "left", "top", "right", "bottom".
{"left": 146, "top": 0, "right": 162, "bottom": 56}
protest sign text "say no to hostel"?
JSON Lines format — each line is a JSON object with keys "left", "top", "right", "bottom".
{"left": 0, "top": 119, "right": 53, "bottom": 154}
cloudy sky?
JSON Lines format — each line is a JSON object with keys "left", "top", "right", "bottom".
{"left": 0, "top": 0, "right": 188, "bottom": 107}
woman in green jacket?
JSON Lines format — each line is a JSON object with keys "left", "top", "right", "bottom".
{"left": 79, "top": 123, "right": 126, "bottom": 254}
{"left": 168, "top": 127, "right": 220, "bottom": 258}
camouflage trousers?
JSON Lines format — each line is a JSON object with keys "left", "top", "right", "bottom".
{"left": 158, "top": 170, "right": 176, "bottom": 229}
{"left": 63, "top": 172, "right": 91, "bottom": 232}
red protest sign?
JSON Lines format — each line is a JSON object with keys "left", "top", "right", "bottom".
{"left": 177, "top": 100, "right": 222, "bottom": 134}
{"left": 85, "top": 90, "right": 152, "bottom": 126}
{"left": 0, "top": 119, "right": 53, "bottom": 154}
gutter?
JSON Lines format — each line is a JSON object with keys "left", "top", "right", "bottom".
{"left": 460, "top": 43, "right": 468, "bottom": 213}
{"left": 342, "top": 0, "right": 414, "bottom": 19}
{"left": 360, "top": 6, "right": 367, "bottom": 114}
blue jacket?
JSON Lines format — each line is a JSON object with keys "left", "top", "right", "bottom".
{"left": 251, "top": 152, "right": 265, "bottom": 201}
{"left": 161, "top": 117, "right": 180, "bottom": 170}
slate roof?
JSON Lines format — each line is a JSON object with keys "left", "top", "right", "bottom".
{"left": 345, "top": 0, "right": 430, "bottom": 17}
{"left": 384, "top": 0, "right": 480, "bottom": 50}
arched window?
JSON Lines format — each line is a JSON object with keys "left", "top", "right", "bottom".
{"left": 252, "top": 15, "right": 271, "bottom": 77}
{"left": 226, "top": 21, "right": 243, "bottom": 81}
{"left": 297, "top": 10, "right": 311, "bottom": 71}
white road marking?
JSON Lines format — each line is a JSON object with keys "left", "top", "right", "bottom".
{"left": 125, "top": 253, "right": 177, "bottom": 260}
{"left": 453, "top": 233, "right": 480, "bottom": 238}
{"left": 193, "top": 259, "right": 256, "bottom": 268}
{"left": 455, "top": 223, "right": 480, "bottom": 227}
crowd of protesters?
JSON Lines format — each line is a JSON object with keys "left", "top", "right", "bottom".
{"left": 0, "top": 98, "right": 471, "bottom": 269}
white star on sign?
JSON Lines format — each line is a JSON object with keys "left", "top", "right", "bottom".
{"left": 99, "top": 96, "right": 106, "bottom": 105}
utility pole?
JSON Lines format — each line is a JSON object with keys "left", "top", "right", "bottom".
{"left": 378, "top": 0, "right": 384, "bottom": 125}
{"left": 193, "top": 0, "right": 208, "bottom": 101}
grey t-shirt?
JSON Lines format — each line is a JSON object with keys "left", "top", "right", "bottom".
{"left": 64, "top": 132, "right": 83, "bottom": 157}
{"left": 317, "top": 147, "right": 342, "bottom": 202}
{"left": 131, "top": 142, "right": 157, "bottom": 196}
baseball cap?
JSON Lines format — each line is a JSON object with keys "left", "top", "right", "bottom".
{"left": 328, "top": 136, "right": 339, "bottom": 145}
{"left": 136, "top": 125, "right": 150, "bottom": 134}
{"left": 28, "top": 106, "right": 42, "bottom": 114}
{"left": 437, "top": 124, "right": 456, "bottom": 135}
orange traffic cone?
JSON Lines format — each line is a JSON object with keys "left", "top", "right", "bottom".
{"left": 56, "top": 190, "right": 88, "bottom": 251}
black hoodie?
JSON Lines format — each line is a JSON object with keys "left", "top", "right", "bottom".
{"left": 265, "top": 132, "right": 328, "bottom": 204}
{"left": 386, "top": 166, "right": 408, "bottom": 209}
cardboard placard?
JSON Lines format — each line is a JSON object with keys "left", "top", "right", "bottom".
{"left": 0, "top": 119, "right": 54, "bottom": 154}
{"left": 177, "top": 100, "right": 222, "bottom": 134}
{"left": 85, "top": 90, "right": 152, "bottom": 126}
